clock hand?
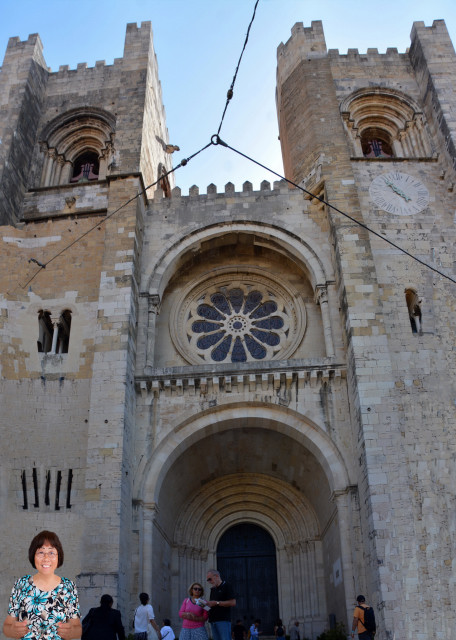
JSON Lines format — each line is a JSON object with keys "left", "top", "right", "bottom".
{"left": 384, "top": 178, "right": 411, "bottom": 201}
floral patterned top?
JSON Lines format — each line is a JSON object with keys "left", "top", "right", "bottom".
{"left": 8, "top": 574, "right": 80, "bottom": 639}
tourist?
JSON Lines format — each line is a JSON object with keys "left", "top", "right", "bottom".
{"left": 289, "top": 621, "right": 300, "bottom": 640}
{"left": 179, "top": 582, "right": 209, "bottom": 640}
{"left": 81, "top": 594, "right": 125, "bottom": 640}
{"left": 134, "top": 593, "right": 162, "bottom": 640}
{"left": 232, "top": 619, "right": 247, "bottom": 640}
{"left": 274, "top": 619, "right": 286, "bottom": 640}
{"left": 249, "top": 619, "right": 261, "bottom": 640}
{"left": 161, "top": 618, "right": 175, "bottom": 640}
{"left": 206, "top": 570, "right": 236, "bottom": 640}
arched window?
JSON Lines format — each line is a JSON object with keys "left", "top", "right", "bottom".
{"left": 37, "top": 310, "right": 53, "bottom": 353}
{"left": 70, "top": 151, "right": 99, "bottom": 183}
{"left": 56, "top": 309, "right": 72, "bottom": 354}
{"left": 37, "top": 309, "right": 72, "bottom": 354}
{"left": 360, "top": 127, "right": 394, "bottom": 158}
{"left": 38, "top": 107, "right": 115, "bottom": 187}
{"left": 405, "top": 288, "right": 422, "bottom": 335}
{"left": 341, "top": 89, "right": 433, "bottom": 159}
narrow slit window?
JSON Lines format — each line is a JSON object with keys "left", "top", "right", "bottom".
{"left": 21, "top": 471, "right": 28, "bottom": 510}
{"left": 55, "top": 470, "right": 62, "bottom": 510}
{"left": 66, "top": 469, "right": 73, "bottom": 509}
{"left": 45, "top": 471, "right": 51, "bottom": 506}
{"left": 32, "top": 468, "right": 39, "bottom": 508}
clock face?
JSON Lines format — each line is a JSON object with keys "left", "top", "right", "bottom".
{"left": 369, "top": 171, "right": 429, "bottom": 215}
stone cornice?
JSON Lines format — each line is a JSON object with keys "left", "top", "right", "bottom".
{"left": 136, "top": 362, "right": 346, "bottom": 396}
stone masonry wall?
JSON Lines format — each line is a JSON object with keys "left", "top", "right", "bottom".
{"left": 277, "top": 19, "right": 456, "bottom": 639}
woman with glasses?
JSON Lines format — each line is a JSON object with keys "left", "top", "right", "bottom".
{"left": 2, "top": 530, "right": 81, "bottom": 639}
{"left": 178, "top": 583, "right": 209, "bottom": 640}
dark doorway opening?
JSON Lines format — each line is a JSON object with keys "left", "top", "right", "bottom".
{"left": 217, "top": 523, "right": 279, "bottom": 635}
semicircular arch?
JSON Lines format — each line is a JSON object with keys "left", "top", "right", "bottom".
{"left": 139, "top": 402, "right": 351, "bottom": 503}
{"left": 174, "top": 473, "right": 320, "bottom": 551}
{"left": 142, "top": 221, "right": 329, "bottom": 296}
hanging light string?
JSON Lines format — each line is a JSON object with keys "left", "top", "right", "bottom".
{"left": 16, "top": 0, "right": 263, "bottom": 292}
{"left": 18, "top": 143, "right": 211, "bottom": 291}
{"left": 210, "top": 134, "right": 456, "bottom": 285}
{"left": 217, "top": 0, "right": 260, "bottom": 136}
{"left": 13, "top": 0, "right": 455, "bottom": 291}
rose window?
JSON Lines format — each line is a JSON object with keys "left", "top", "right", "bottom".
{"left": 172, "top": 274, "right": 305, "bottom": 365}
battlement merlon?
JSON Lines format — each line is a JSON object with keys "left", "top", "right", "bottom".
{"left": 0, "top": 32, "right": 49, "bottom": 226}
{"left": 1, "top": 32, "right": 47, "bottom": 72}
{"left": 410, "top": 19, "right": 456, "bottom": 61}
{"left": 123, "top": 21, "right": 157, "bottom": 70}
{"left": 277, "top": 21, "right": 327, "bottom": 87}
{"left": 409, "top": 19, "right": 456, "bottom": 170}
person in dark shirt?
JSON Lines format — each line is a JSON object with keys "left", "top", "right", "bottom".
{"left": 206, "top": 570, "right": 236, "bottom": 640}
{"left": 82, "top": 594, "right": 125, "bottom": 640}
{"left": 232, "top": 620, "right": 247, "bottom": 640}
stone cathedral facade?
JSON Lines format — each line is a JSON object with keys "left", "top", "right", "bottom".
{"left": 1, "top": 17, "right": 455, "bottom": 640}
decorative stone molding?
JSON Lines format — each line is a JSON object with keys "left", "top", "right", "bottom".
{"left": 38, "top": 107, "right": 116, "bottom": 187}
{"left": 340, "top": 88, "right": 434, "bottom": 159}
{"left": 136, "top": 366, "right": 345, "bottom": 397}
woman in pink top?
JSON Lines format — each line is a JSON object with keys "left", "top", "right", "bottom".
{"left": 179, "top": 582, "right": 209, "bottom": 640}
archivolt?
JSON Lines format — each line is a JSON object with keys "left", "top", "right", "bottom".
{"left": 138, "top": 402, "right": 350, "bottom": 501}
{"left": 141, "top": 220, "right": 328, "bottom": 296}
{"left": 174, "top": 473, "right": 320, "bottom": 549}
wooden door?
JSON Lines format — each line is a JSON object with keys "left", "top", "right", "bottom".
{"left": 217, "top": 523, "right": 279, "bottom": 634}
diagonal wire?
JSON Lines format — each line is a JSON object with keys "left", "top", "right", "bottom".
{"left": 217, "top": 0, "right": 260, "bottom": 136}
{"left": 18, "top": 142, "right": 212, "bottom": 291}
{"left": 211, "top": 135, "right": 456, "bottom": 285}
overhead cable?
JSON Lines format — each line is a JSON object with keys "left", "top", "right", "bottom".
{"left": 217, "top": 0, "right": 260, "bottom": 136}
{"left": 18, "top": 142, "right": 212, "bottom": 291}
{"left": 211, "top": 135, "right": 456, "bottom": 286}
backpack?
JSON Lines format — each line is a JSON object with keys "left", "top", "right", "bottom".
{"left": 276, "top": 627, "right": 284, "bottom": 637}
{"left": 358, "top": 605, "right": 376, "bottom": 634}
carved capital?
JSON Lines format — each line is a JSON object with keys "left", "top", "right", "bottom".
{"left": 148, "top": 294, "right": 161, "bottom": 314}
{"left": 315, "top": 285, "right": 328, "bottom": 305}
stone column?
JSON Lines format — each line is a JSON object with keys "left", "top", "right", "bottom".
{"left": 60, "top": 161, "right": 73, "bottom": 184}
{"left": 145, "top": 294, "right": 161, "bottom": 372}
{"left": 50, "top": 318, "right": 59, "bottom": 354}
{"left": 142, "top": 502, "right": 158, "bottom": 594}
{"left": 333, "top": 488, "right": 360, "bottom": 625}
{"left": 315, "top": 285, "right": 335, "bottom": 358}
{"left": 44, "top": 149, "right": 56, "bottom": 187}
{"left": 53, "top": 156, "right": 65, "bottom": 185}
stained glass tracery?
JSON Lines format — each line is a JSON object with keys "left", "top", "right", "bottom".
{"left": 187, "top": 286, "right": 288, "bottom": 363}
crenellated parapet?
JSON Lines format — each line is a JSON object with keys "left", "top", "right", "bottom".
{"left": 153, "top": 178, "right": 296, "bottom": 201}
{"left": 277, "top": 20, "right": 327, "bottom": 87}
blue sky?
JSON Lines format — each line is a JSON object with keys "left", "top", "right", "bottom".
{"left": 1, "top": 0, "right": 455, "bottom": 194}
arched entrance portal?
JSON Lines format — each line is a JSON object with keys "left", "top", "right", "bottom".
{"left": 217, "top": 523, "right": 278, "bottom": 633}
{"left": 139, "top": 407, "right": 354, "bottom": 639}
